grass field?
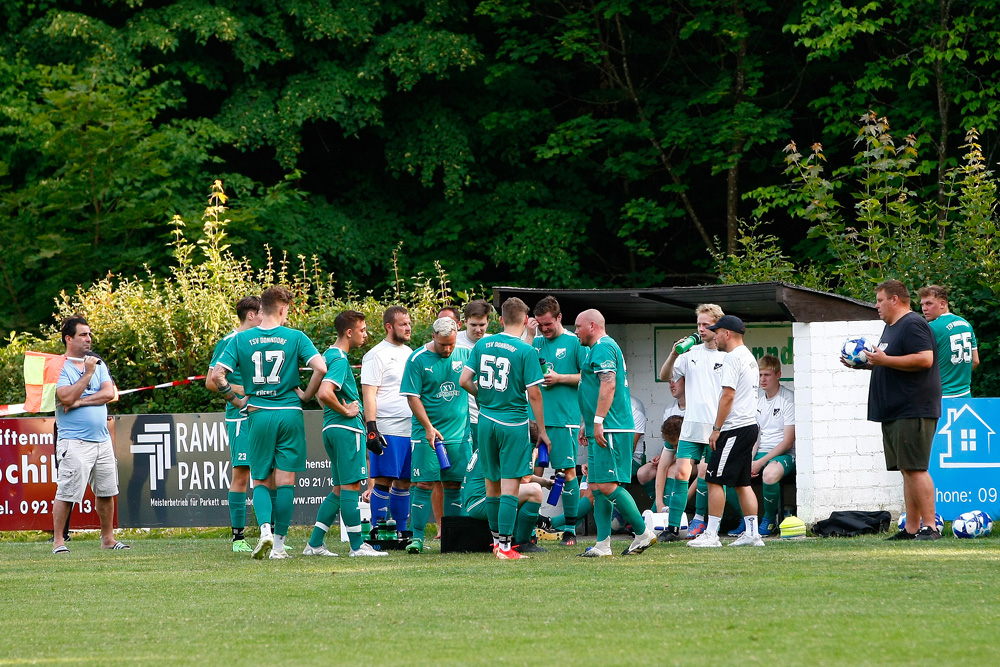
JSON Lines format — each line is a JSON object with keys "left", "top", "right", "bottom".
{"left": 2, "top": 527, "right": 999, "bottom": 666}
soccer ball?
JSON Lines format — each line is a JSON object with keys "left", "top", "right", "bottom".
{"left": 610, "top": 508, "right": 626, "bottom": 533}
{"left": 841, "top": 336, "right": 876, "bottom": 367}
{"left": 897, "top": 512, "right": 944, "bottom": 533}
{"left": 952, "top": 511, "right": 986, "bottom": 538}
{"left": 977, "top": 511, "right": 993, "bottom": 536}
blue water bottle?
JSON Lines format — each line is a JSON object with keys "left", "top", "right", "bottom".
{"left": 536, "top": 441, "right": 550, "bottom": 468}
{"left": 435, "top": 436, "right": 451, "bottom": 471}
{"left": 547, "top": 471, "right": 566, "bottom": 505}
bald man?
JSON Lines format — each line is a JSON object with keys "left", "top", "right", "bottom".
{"left": 574, "top": 309, "right": 657, "bottom": 557}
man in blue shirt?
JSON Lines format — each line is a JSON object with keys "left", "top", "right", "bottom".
{"left": 51, "top": 316, "right": 127, "bottom": 554}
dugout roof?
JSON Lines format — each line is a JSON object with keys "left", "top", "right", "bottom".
{"left": 491, "top": 282, "right": 877, "bottom": 325}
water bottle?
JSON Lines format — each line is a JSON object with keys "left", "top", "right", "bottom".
{"left": 383, "top": 518, "right": 397, "bottom": 541}
{"left": 674, "top": 333, "right": 702, "bottom": 354}
{"left": 539, "top": 357, "right": 550, "bottom": 387}
{"left": 361, "top": 519, "right": 372, "bottom": 541}
{"left": 435, "top": 436, "right": 451, "bottom": 471}
{"left": 536, "top": 441, "right": 550, "bottom": 468}
{"left": 547, "top": 471, "right": 566, "bottom": 505}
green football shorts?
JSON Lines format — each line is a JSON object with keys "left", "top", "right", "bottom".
{"left": 477, "top": 418, "right": 532, "bottom": 481}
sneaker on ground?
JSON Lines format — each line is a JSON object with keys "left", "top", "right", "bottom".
{"left": 406, "top": 538, "right": 424, "bottom": 554}
{"left": 560, "top": 531, "right": 577, "bottom": 546}
{"left": 729, "top": 532, "right": 765, "bottom": 547}
{"left": 622, "top": 527, "right": 658, "bottom": 556}
{"left": 686, "top": 519, "right": 707, "bottom": 539}
{"left": 232, "top": 539, "right": 253, "bottom": 553}
{"left": 657, "top": 528, "right": 682, "bottom": 543}
{"left": 885, "top": 530, "right": 916, "bottom": 541}
{"left": 728, "top": 518, "right": 747, "bottom": 536}
{"left": 687, "top": 532, "right": 722, "bottom": 548}
{"left": 496, "top": 547, "right": 526, "bottom": 560}
{"left": 350, "top": 542, "right": 388, "bottom": 557}
{"left": 269, "top": 549, "right": 292, "bottom": 559}
{"left": 251, "top": 527, "right": 274, "bottom": 560}
{"left": 302, "top": 543, "right": 339, "bottom": 557}
{"left": 577, "top": 544, "right": 612, "bottom": 558}
{"left": 516, "top": 542, "right": 547, "bottom": 554}
{"left": 914, "top": 527, "right": 942, "bottom": 541}
{"left": 758, "top": 517, "right": 778, "bottom": 537}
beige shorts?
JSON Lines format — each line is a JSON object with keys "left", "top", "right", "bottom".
{"left": 54, "top": 438, "right": 119, "bottom": 503}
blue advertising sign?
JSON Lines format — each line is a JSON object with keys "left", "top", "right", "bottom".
{"left": 929, "top": 398, "right": 1000, "bottom": 521}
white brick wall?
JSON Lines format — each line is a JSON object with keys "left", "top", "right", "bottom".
{"left": 615, "top": 318, "right": 905, "bottom": 525}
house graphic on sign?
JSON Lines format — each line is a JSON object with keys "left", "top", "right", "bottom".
{"left": 938, "top": 404, "right": 999, "bottom": 468}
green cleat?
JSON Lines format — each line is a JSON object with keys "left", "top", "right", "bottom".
{"left": 406, "top": 537, "right": 424, "bottom": 554}
{"left": 232, "top": 539, "right": 253, "bottom": 553}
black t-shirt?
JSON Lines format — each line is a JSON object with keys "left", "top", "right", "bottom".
{"left": 868, "top": 311, "right": 942, "bottom": 422}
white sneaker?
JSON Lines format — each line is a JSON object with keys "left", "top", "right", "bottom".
{"left": 729, "top": 532, "right": 766, "bottom": 547}
{"left": 252, "top": 524, "right": 274, "bottom": 560}
{"left": 577, "top": 544, "right": 613, "bottom": 558}
{"left": 622, "top": 527, "right": 658, "bottom": 556}
{"left": 302, "top": 544, "right": 339, "bottom": 557}
{"left": 687, "top": 532, "right": 722, "bottom": 548}
{"left": 269, "top": 549, "right": 292, "bottom": 559}
{"left": 350, "top": 542, "right": 387, "bottom": 557}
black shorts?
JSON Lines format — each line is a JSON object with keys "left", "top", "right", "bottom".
{"left": 881, "top": 418, "right": 936, "bottom": 471}
{"left": 706, "top": 424, "right": 759, "bottom": 487}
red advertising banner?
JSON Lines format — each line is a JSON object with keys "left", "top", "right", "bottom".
{"left": 0, "top": 417, "right": 104, "bottom": 531}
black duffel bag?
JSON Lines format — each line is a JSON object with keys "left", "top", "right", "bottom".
{"left": 812, "top": 510, "right": 892, "bottom": 537}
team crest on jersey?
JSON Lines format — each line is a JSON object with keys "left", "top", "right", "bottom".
{"left": 713, "top": 363, "right": 723, "bottom": 371}
{"left": 436, "top": 381, "right": 461, "bottom": 401}
{"left": 556, "top": 348, "right": 567, "bottom": 360}
{"left": 452, "top": 359, "right": 464, "bottom": 372}
{"left": 773, "top": 408, "right": 781, "bottom": 417}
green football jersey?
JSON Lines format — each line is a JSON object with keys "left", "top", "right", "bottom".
{"left": 578, "top": 335, "right": 635, "bottom": 437}
{"left": 530, "top": 331, "right": 587, "bottom": 427}
{"left": 929, "top": 312, "right": 978, "bottom": 398}
{"left": 461, "top": 447, "right": 486, "bottom": 509}
{"left": 321, "top": 346, "right": 364, "bottom": 431}
{"left": 400, "top": 344, "right": 471, "bottom": 444}
{"left": 217, "top": 325, "right": 320, "bottom": 409}
{"left": 209, "top": 330, "right": 245, "bottom": 420}
{"left": 465, "top": 332, "right": 544, "bottom": 425}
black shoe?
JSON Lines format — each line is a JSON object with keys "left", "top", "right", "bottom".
{"left": 536, "top": 516, "right": 553, "bottom": 531}
{"left": 657, "top": 527, "right": 681, "bottom": 543}
{"left": 560, "top": 531, "right": 577, "bottom": 546}
{"left": 516, "top": 542, "right": 547, "bottom": 554}
{"left": 886, "top": 529, "right": 916, "bottom": 541}
{"left": 914, "top": 527, "right": 942, "bottom": 541}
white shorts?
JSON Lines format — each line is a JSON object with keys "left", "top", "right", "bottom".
{"left": 54, "top": 438, "right": 119, "bottom": 503}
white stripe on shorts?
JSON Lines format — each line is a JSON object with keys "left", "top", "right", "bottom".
{"left": 715, "top": 435, "right": 737, "bottom": 476}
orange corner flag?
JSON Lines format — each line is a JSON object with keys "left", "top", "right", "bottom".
{"left": 23, "top": 351, "right": 67, "bottom": 414}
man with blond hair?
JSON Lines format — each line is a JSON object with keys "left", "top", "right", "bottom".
{"left": 918, "top": 285, "right": 979, "bottom": 398}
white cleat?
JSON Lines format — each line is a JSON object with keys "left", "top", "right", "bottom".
{"left": 269, "top": 549, "right": 292, "bottom": 559}
{"left": 622, "top": 527, "right": 658, "bottom": 556}
{"left": 252, "top": 525, "right": 274, "bottom": 560}
{"left": 578, "top": 544, "right": 613, "bottom": 558}
{"left": 350, "top": 542, "right": 388, "bottom": 557}
{"left": 729, "top": 532, "right": 766, "bottom": 547}
{"left": 302, "top": 544, "right": 339, "bottom": 557}
{"left": 687, "top": 532, "right": 723, "bottom": 548}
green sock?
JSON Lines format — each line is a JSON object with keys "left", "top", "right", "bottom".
{"left": 409, "top": 487, "right": 433, "bottom": 540}
{"left": 443, "top": 488, "right": 464, "bottom": 517}
{"left": 498, "top": 494, "right": 518, "bottom": 537}
{"left": 695, "top": 477, "right": 709, "bottom": 518}
{"left": 515, "top": 501, "right": 541, "bottom": 544}
{"left": 549, "top": 514, "right": 567, "bottom": 530}
{"left": 274, "top": 484, "right": 294, "bottom": 537}
{"left": 725, "top": 486, "right": 743, "bottom": 518}
{"left": 229, "top": 491, "right": 247, "bottom": 531}
{"left": 309, "top": 492, "right": 341, "bottom": 547}
{"left": 562, "top": 477, "right": 580, "bottom": 532}
{"left": 593, "top": 491, "right": 613, "bottom": 541}
{"left": 269, "top": 486, "right": 278, "bottom": 505}
{"left": 609, "top": 486, "right": 645, "bottom": 533}
{"left": 641, "top": 479, "right": 657, "bottom": 500}
{"left": 577, "top": 495, "right": 593, "bottom": 526}
{"left": 667, "top": 477, "right": 686, "bottom": 527}
{"left": 252, "top": 485, "right": 273, "bottom": 526}
{"left": 763, "top": 481, "right": 781, "bottom": 523}
{"left": 340, "top": 489, "right": 364, "bottom": 550}
{"left": 486, "top": 496, "right": 500, "bottom": 533}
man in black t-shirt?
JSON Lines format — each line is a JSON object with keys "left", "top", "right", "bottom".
{"left": 844, "top": 280, "right": 942, "bottom": 540}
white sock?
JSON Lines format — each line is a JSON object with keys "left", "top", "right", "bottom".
{"left": 706, "top": 516, "right": 722, "bottom": 536}
{"left": 693, "top": 514, "right": 704, "bottom": 523}
{"left": 260, "top": 523, "right": 272, "bottom": 538}
{"left": 272, "top": 534, "right": 286, "bottom": 552}
{"left": 597, "top": 537, "right": 611, "bottom": 550}
{"left": 745, "top": 515, "right": 759, "bottom": 537}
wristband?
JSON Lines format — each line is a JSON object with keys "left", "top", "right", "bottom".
{"left": 712, "top": 425, "right": 722, "bottom": 432}
{"left": 594, "top": 415, "right": 605, "bottom": 425}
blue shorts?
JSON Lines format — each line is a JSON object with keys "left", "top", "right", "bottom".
{"left": 368, "top": 434, "right": 412, "bottom": 480}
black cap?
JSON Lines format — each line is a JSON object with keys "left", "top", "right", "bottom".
{"left": 707, "top": 315, "right": 746, "bottom": 334}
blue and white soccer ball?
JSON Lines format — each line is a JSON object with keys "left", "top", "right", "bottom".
{"left": 610, "top": 508, "right": 626, "bottom": 533}
{"left": 978, "top": 510, "right": 993, "bottom": 536}
{"left": 898, "top": 512, "right": 944, "bottom": 533}
{"left": 841, "top": 336, "right": 876, "bottom": 368}
{"left": 953, "top": 510, "right": 993, "bottom": 538}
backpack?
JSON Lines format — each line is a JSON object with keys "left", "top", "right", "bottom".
{"left": 811, "top": 510, "right": 892, "bottom": 537}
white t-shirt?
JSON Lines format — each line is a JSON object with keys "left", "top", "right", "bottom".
{"left": 631, "top": 396, "right": 648, "bottom": 464}
{"left": 672, "top": 343, "right": 726, "bottom": 444}
{"left": 360, "top": 339, "right": 413, "bottom": 436}
{"left": 756, "top": 385, "right": 795, "bottom": 456}
{"left": 720, "top": 344, "right": 759, "bottom": 430}
{"left": 455, "top": 330, "right": 480, "bottom": 423}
